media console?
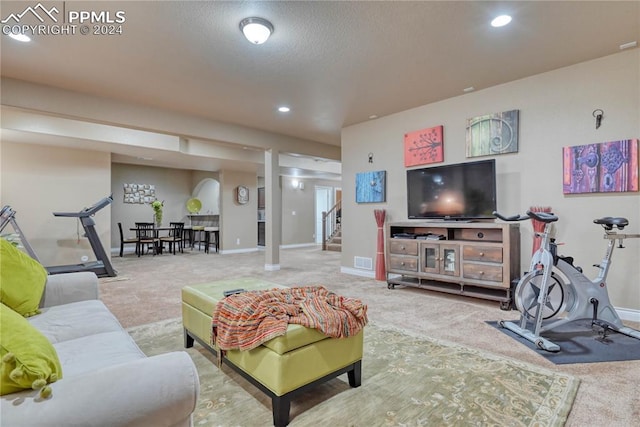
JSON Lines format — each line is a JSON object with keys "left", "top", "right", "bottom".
{"left": 386, "top": 221, "right": 520, "bottom": 309}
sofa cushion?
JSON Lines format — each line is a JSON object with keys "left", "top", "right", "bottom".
{"left": 0, "top": 303, "right": 62, "bottom": 398}
{"left": 53, "top": 331, "right": 145, "bottom": 378}
{"left": 28, "top": 300, "right": 126, "bottom": 344}
{"left": 0, "top": 239, "right": 47, "bottom": 317}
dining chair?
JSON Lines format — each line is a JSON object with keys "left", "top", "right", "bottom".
{"left": 117, "top": 222, "right": 138, "bottom": 257}
{"left": 160, "top": 222, "right": 185, "bottom": 255}
{"left": 134, "top": 222, "right": 159, "bottom": 256}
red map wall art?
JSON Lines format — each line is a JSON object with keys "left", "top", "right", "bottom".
{"left": 404, "top": 125, "right": 444, "bottom": 167}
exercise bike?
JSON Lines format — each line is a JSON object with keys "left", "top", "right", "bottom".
{"left": 493, "top": 210, "right": 640, "bottom": 352}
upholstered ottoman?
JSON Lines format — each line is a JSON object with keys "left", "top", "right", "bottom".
{"left": 181, "top": 278, "right": 364, "bottom": 427}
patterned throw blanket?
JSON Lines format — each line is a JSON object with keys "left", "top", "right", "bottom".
{"left": 212, "top": 286, "right": 368, "bottom": 351}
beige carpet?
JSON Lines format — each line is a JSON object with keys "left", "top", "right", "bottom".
{"left": 101, "top": 247, "right": 640, "bottom": 426}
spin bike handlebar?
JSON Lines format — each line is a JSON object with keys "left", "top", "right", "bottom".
{"left": 492, "top": 210, "right": 558, "bottom": 223}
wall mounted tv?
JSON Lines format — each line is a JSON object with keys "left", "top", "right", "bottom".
{"left": 407, "top": 159, "right": 497, "bottom": 220}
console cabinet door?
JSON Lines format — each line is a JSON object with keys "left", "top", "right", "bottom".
{"left": 421, "top": 243, "right": 440, "bottom": 274}
{"left": 421, "top": 243, "right": 459, "bottom": 276}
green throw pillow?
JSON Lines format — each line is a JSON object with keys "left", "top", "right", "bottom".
{"left": 0, "top": 238, "right": 47, "bottom": 317}
{"left": 0, "top": 303, "right": 62, "bottom": 398}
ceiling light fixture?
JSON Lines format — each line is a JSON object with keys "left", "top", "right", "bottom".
{"left": 620, "top": 41, "right": 637, "bottom": 50}
{"left": 491, "top": 15, "right": 512, "bottom": 28}
{"left": 239, "top": 17, "right": 273, "bottom": 45}
{"left": 8, "top": 33, "right": 31, "bottom": 42}
{"left": 278, "top": 106, "right": 290, "bottom": 113}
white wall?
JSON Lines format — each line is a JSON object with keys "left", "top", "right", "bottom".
{"left": 342, "top": 50, "right": 640, "bottom": 313}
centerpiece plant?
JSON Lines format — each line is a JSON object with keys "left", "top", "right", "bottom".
{"left": 151, "top": 200, "right": 164, "bottom": 226}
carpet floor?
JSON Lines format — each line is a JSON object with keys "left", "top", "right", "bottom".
{"left": 129, "top": 318, "right": 578, "bottom": 427}
{"left": 101, "top": 247, "right": 640, "bottom": 426}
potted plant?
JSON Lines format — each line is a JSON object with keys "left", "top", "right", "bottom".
{"left": 151, "top": 200, "right": 164, "bottom": 226}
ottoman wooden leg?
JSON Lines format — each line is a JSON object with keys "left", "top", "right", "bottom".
{"left": 184, "top": 328, "right": 194, "bottom": 348}
{"left": 348, "top": 360, "right": 362, "bottom": 387}
{"left": 272, "top": 395, "right": 291, "bottom": 427}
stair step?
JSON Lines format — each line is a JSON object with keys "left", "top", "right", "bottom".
{"left": 331, "top": 237, "right": 342, "bottom": 244}
{"left": 326, "top": 243, "right": 342, "bottom": 252}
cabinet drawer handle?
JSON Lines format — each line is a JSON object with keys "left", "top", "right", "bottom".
{"left": 479, "top": 252, "right": 484, "bottom": 257}
{"left": 400, "top": 246, "right": 405, "bottom": 250}
{"left": 479, "top": 271, "right": 484, "bottom": 275}
{"left": 400, "top": 262, "right": 405, "bottom": 266}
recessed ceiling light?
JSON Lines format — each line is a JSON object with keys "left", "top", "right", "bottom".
{"left": 8, "top": 33, "right": 31, "bottom": 42}
{"left": 278, "top": 106, "right": 290, "bottom": 113}
{"left": 491, "top": 15, "right": 512, "bottom": 28}
{"left": 620, "top": 41, "right": 637, "bottom": 50}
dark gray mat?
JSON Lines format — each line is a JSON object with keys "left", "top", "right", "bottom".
{"left": 487, "top": 319, "right": 640, "bottom": 364}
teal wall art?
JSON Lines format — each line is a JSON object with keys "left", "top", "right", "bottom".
{"left": 355, "top": 171, "right": 386, "bottom": 203}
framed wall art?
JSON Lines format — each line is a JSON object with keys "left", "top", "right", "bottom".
{"left": 355, "top": 171, "right": 386, "bottom": 203}
{"left": 466, "top": 109, "right": 519, "bottom": 158}
{"left": 404, "top": 125, "right": 444, "bottom": 167}
{"left": 562, "top": 139, "right": 638, "bottom": 194}
{"left": 123, "top": 183, "right": 156, "bottom": 204}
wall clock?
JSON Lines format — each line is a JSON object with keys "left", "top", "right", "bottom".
{"left": 236, "top": 185, "right": 249, "bottom": 204}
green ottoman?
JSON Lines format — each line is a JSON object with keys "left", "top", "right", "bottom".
{"left": 181, "top": 278, "right": 364, "bottom": 427}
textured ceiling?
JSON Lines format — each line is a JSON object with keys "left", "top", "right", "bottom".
{"left": 1, "top": 1, "right": 639, "bottom": 163}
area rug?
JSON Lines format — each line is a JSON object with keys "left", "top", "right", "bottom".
{"left": 488, "top": 319, "right": 640, "bottom": 364}
{"left": 128, "top": 319, "right": 579, "bottom": 427}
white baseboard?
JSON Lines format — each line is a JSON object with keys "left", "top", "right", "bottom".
{"left": 617, "top": 307, "right": 640, "bottom": 323}
{"left": 264, "top": 264, "right": 280, "bottom": 271}
{"left": 340, "top": 266, "right": 375, "bottom": 278}
{"left": 220, "top": 248, "right": 259, "bottom": 255}
{"left": 281, "top": 243, "right": 318, "bottom": 249}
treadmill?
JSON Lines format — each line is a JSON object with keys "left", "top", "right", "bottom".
{"left": 46, "top": 195, "right": 117, "bottom": 278}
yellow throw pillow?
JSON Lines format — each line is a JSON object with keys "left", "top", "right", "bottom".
{"left": 0, "top": 238, "right": 47, "bottom": 317}
{"left": 0, "top": 303, "right": 62, "bottom": 398}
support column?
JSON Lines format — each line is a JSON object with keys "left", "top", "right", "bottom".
{"left": 264, "top": 149, "right": 281, "bottom": 271}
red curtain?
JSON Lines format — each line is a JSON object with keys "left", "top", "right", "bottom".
{"left": 530, "top": 206, "right": 551, "bottom": 254}
{"left": 374, "top": 209, "right": 386, "bottom": 281}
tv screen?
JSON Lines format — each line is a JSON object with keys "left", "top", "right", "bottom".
{"left": 407, "top": 159, "right": 497, "bottom": 220}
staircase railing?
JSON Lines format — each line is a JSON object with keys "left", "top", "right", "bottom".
{"left": 321, "top": 199, "right": 341, "bottom": 250}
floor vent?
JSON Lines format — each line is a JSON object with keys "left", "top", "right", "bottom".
{"left": 354, "top": 256, "right": 373, "bottom": 270}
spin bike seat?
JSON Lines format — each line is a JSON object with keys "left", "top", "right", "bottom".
{"left": 594, "top": 217, "right": 628, "bottom": 230}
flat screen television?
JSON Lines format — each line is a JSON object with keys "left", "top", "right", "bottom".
{"left": 407, "top": 159, "right": 497, "bottom": 220}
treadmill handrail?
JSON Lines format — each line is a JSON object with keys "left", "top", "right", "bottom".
{"left": 53, "top": 195, "right": 113, "bottom": 217}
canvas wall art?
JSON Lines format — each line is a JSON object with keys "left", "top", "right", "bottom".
{"left": 355, "top": 171, "right": 386, "bottom": 203}
{"left": 466, "top": 109, "right": 519, "bottom": 157}
{"left": 562, "top": 139, "right": 638, "bottom": 194}
{"left": 404, "top": 125, "right": 444, "bottom": 167}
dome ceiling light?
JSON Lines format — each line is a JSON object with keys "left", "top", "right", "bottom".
{"left": 239, "top": 17, "right": 274, "bottom": 45}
